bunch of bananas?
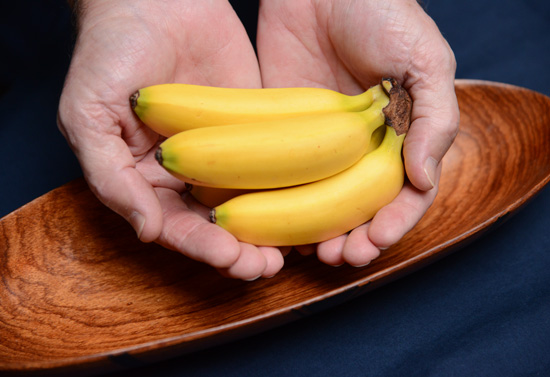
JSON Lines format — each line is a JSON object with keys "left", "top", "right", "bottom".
{"left": 131, "top": 78, "right": 412, "bottom": 246}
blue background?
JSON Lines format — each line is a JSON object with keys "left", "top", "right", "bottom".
{"left": 1, "top": 1, "right": 549, "bottom": 376}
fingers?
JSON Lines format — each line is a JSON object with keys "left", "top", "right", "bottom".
{"left": 368, "top": 164, "right": 441, "bottom": 248}
{"left": 341, "top": 223, "right": 381, "bottom": 267}
{"left": 316, "top": 236, "right": 346, "bottom": 266}
{"left": 217, "top": 245, "right": 285, "bottom": 280}
{"left": 216, "top": 243, "right": 268, "bottom": 281}
{"left": 57, "top": 102, "right": 165, "bottom": 243}
{"left": 315, "top": 163, "right": 441, "bottom": 268}
{"left": 91, "top": 159, "right": 165, "bottom": 243}
{"left": 404, "top": 42, "right": 460, "bottom": 192}
{"left": 316, "top": 224, "right": 381, "bottom": 268}
{"left": 158, "top": 188, "right": 287, "bottom": 280}
{"left": 404, "top": 88, "right": 458, "bottom": 191}
{"left": 155, "top": 188, "right": 242, "bottom": 267}
{"left": 257, "top": 246, "right": 286, "bottom": 278}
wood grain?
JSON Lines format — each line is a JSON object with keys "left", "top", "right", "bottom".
{"left": 1, "top": 80, "right": 550, "bottom": 375}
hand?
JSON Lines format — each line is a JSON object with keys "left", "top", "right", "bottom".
{"left": 257, "top": 0, "right": 459, "bottom": 266}
{"left": 57, "top": 0, "right": 286, "bottom": 280}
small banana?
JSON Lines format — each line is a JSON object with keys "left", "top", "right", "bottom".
{"left": 210, "top": 78, "right": 412, "bottom": 246}
{"left": 187, "top": 126, "right": 385, "bottom": 208}
{"left": 210, "top": 125, "right": 406, "bottom": 246}
{"left": 156, "top": 84, "right": 389, "bottom": 189}
{"left": 131, "top": 83, "right": 378, "bottom": 137}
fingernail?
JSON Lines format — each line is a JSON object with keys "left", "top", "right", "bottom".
{"left": 244, "top": 274, "right": 263, "bottom": 282}
{"left": 352, "top": 261, "right": 371, "bottom": 268}
{"left": 423, "top": 157, "right": 438, "bottom": 189}
{"left": 129, "top": 211, "right": 146, "bottom": 239}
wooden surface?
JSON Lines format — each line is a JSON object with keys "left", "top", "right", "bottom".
{"left": 1, "top": 80, "right": 550, "bottom": 375}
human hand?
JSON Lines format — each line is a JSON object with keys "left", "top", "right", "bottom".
{"left": 57, "top": 0, "right": 286, "bottom": 280}
{"left": 257, "top": 0, "right": 459, "bottom": 266}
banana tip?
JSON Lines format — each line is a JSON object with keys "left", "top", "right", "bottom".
{"left": 155, "top": 147, "right": 163, "bottom": 165}
{"left": 129, "top": 90, "right": 140, "bottom": 110}
{"left": 209, "top": 209, "right": 216, "bottom": 223}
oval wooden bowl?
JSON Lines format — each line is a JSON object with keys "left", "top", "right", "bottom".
{"left": 1, "top": 80, "right": 550, "bottom": 376}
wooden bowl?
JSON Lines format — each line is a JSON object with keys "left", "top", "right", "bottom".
{"left": 1, "top": 80, "right": 550, "bottom": 376}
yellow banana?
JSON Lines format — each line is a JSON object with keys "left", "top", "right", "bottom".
{"left": 131, "top": 83, "right": 378, "bottom": 137}
{"left": 186, "top": 126, "right": 385, "bottom": 208}
{"left": 156, "top": 84, "right": 389, "bottom": 189}
{"left": 210, "top": 125, "right": 406, "bottom": 246}
{"left": 210, "top": 77, "right": 412, "bottom": 246}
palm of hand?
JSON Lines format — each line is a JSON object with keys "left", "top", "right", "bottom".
{"left": 256, "top": 0, "right": 458, "bottom": 266}
{"left": 59, "top": 0, "right": 458, "bottom": 278}
{"left": 59, "top": 2, "right": 292, "bottom": 281}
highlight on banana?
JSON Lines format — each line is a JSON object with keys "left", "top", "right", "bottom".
{"left": 130, "top": 82, "right": 379, "bottom": 137}
{"left": 130, "top": 77, "right": 412, "bottom": 247}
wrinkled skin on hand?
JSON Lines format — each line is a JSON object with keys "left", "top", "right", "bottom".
{"left": 58, "top": 0, "right": 287, "bottom": 280}
{"left": 257, "top": 0, "right": 459, "bottom": 267}
{"left": 58, "top": 0, "right": 458, "bottom": 279}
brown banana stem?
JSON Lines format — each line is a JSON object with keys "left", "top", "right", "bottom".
{"left": 381, "top": 77, "right": 413, "bottom": 136}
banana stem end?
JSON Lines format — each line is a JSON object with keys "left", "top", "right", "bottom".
{"left": 381, "top": 78, "right": 412, "bottom": 136}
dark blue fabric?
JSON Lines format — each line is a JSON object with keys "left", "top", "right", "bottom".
{"left": 0, "top": 2, "right": 80, "bottom": 218}
{"left": 2, "top": 1, "right": 550, "bottom": 376}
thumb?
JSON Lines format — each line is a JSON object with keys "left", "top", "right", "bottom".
{"left": 80, "top": 135, "right": 164, "bottom": 243}
{"left": 57, "top": 100, "right": 164, "bottom": 242}
{"left": 403, "top": 78, "right": 460, "bottom": 191}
